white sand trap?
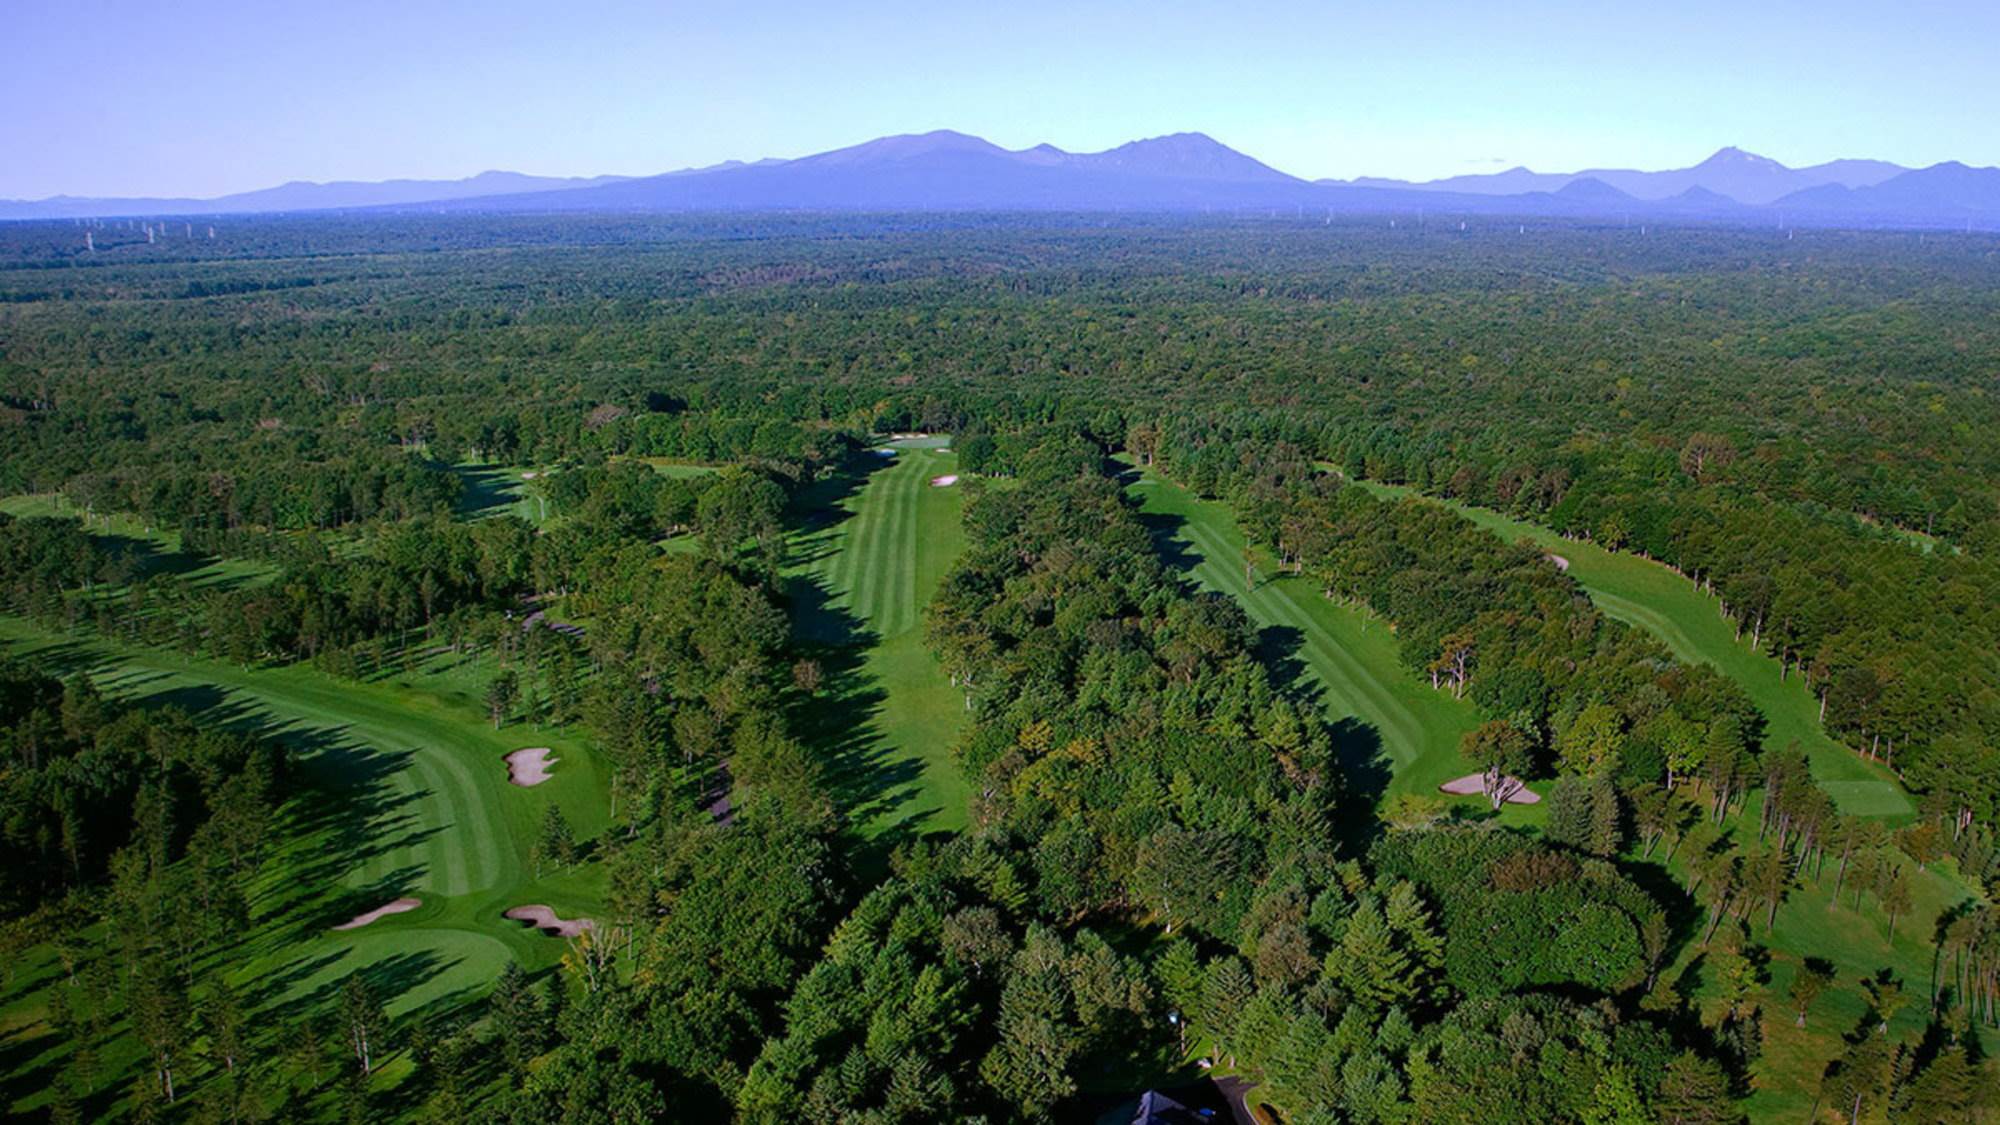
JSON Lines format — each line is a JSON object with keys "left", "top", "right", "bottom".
{"left": 1439, "top": 773, "right": 1542, "bottom": 805}
{"left": 521, "top": 471, "right": 540, "bottom": 480}
{"left": 505, "top": 748, "right": 557, "bottom": 786}
{"left": 333, "top": 897, "right": 421, "bottom": 931}
{"left": 504, "top": 905, "right": 597, "bottom": 938}
{"left": 1546, "top": 554, "right": 1571, "bottom": 572}
{"left": 930, "top": 474, "right": 959, "bottom": 487}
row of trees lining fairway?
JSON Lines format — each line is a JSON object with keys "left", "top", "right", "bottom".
{"left": 6, "top": 210, "right": 2000, "bottom": 1120}
{"left": 784, "top": 438, "right": 972, "bottom": 841}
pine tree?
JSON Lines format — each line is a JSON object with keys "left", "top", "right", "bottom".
{"left": 1335, "top": 900, "right": 1413, "bottom": 1007}
{"left": 1790, "top": 958, "right": 1835, "bottom": 1027}
{"left": 1546, "top": 778, "right": 1594, "bottom": 853}
{"left": 1822, "top": 1032, "right": 1895, "bottom": 1125}
{"left": 1586, "top": 776, "right": 1623, "bottom": 857}
{"left": 535, "top": 805, "right": 576, "bottom": 876}
{"left": 1863, "top": 971, "right": 1908, "bottom": 1036}
{"left": 204, "top": 975, "right": 248, "bottom": 1075}
{"left": 492, "top": 961, "right": 545, "bottom": 1077}
{"left": 1897, "top": 1038, "right": 1979, "bottom": 1122}
{"left": 485, "top": 670, "right": 518, "bottom": 729}
{"left": 1201, "top": 957, "right": 1254, "bottom": 1058}
{"left": 339, "top": 974, "right": 386, "bottom": 1076}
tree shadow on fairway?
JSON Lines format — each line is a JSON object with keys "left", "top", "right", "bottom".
{"left": 1253, "top": 623, "right": 1315, "bottom": 698}
{"left": 1328, "top": 718, "right": 1394, "bottom": 852}
{"left": 266, "top": 947, "right": 460, "bottom": 1037}
{"left": 0, "top": 1023, "right": 61, "bottom": 1119}
{"left": 782, "top": 451, "right": 944, "bottom": 857}
{"left": 95, "top": 529, "right": 214, "bottom": 580}
{"left": 1134, "top": 510, "right": 1398, "bottom": 854}
{"left": 1136, "top": 509, "right": 1205, "bottom": 578}
{"left": 783, "top": 451, "right": 894, "bottom": 578}
{"left": 103, "top": 677, "right": 448, "bottom": 946}
{"left": 785, "top": 585, "right": 933, "bottom": 856}
{"left": 452, "top": 462, "right": 528, "bottom": 519}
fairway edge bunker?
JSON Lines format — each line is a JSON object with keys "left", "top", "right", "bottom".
{"left": 332, "top": 897, "right": 422, "bottom": 931}
{"left": 505, "top": 747, "right": 557, "bottom": 786}
{"left": 504, "top": 904, "right": 596, "bottom": 938}
{"left": 1439, "top": 774, "right": 1542, "bottom": 805}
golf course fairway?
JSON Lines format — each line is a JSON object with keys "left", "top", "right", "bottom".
{"left": 1129, "top": 471, "right": 1487, "bottom": 806}
{"left": 0, "top": 614, "right": 608, "bottom": 1116}
{"left": 1348, "top": 480, "right": 1911, "bottom": 818}
{"left": 787, "top": 439, "right": 971, "bottom": 837}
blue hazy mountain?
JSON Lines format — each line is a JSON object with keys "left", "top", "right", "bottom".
{"left": 0, "top": 169, "right": 635, "bottom": 219}
{"left": 1330, "top": 147, "right": 1907, "bottom": 205}
{"left": 2, "top": 132, "right": 1992, "bottom": 230}
{"left": 1774, "top": 162, "right": 2000, "bottom": 225}
{"left": 421, "top": 130, "right": 1319, "bottom": 213}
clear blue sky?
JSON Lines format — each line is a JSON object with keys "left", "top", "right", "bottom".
{"left": 5, "top": 0, "right": 1996, "bottom": 199}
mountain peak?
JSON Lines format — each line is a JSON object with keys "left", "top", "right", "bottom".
{"left": 798, "top": 129, "right": 1008, "bottom": 167}
{"left": 1556, "top": 176, "right": 1632, "bottom": 201}
{"left": 1084, "top": 132, "right": 1297, "bottom": 183}
{"left": 1700, "top": 146, "right": 1784, "bottom": 169}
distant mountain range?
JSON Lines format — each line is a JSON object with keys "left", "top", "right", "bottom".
{"left": 1331, "top": 147, "right": 1908, "bottom": 205}
{"left": 5, "top": 133, "right": 1997, "bottom": 230}
{"left": 0, "top": 170, "right": 635, "bottom": 220}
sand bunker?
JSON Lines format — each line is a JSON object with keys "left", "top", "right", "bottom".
{"left": 1546, "top": 554, "right": 1571, "bottom": 572}
{"left": 504, "top": 905, "right": 596, "bottom": 938}
{"left": 333, "top": 897, "right": 421, "bottom": 931}
{"left": 521, "top": 470, "right": 540, "bottom": 480}
{"left": 930, "top": 474, "right": 959, "bottom": 487}
{"left": 505, "top": 748, "right": 557, "bottom": 786}
{"left": 1439, "top": 773, "right": 1542, "bottom": 805}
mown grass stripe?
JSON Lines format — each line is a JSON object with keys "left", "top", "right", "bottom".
{"left": 1347, "top": 479, "right": 1912, "bottom": 815}
{"left": 1178, "top": 512, "right": 1428, "bottom": 766}
{"left": 889, "top": 459, "right": 922, "bottom": 637}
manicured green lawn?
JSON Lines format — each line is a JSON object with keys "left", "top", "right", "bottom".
{"left": 0, "top": 616, "right": 608, "bottom": 1116}
{"left": 1347, "top": 479, "right": 1910, "bottom": 818}
{"left": 1634, "top": 808, "right": 1984, "bottom": 1120}
{"left": 0, "top": 492, "right": 278, "bottom": 590}
{"left": 787, "top": 442, "right": 971, "bottom": 838}
{"left": 450, "top": 463, "right": 547, "bottom": 524}
{"left": 1128, "top": 472, "right": 1514, "bottom": 819}
{"left": 1313, "top": 480, "right": 1965, "bottom": 1114}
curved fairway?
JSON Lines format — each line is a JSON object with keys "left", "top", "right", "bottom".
{"left": 788, "top": 444, "right": 971, "bottom": 836}
{"left": 0, "top": 617, "right": 608, "bottom": 1046}
{"left": 1347, "top": 481, "right": 1911, "bottom": 817}
{"left": 1129, "top": 474, "right": 1484, "bottom": 803}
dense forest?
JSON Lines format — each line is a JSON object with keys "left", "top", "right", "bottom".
{"left": 1, "top": 212, "right": 1997, "bottom": 1121}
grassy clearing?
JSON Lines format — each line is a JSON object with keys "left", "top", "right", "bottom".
{"left": 1632, "top": 805, "right": 1985, "bottom": 1120}
{"left": 0, "top": 492, "right": 279, "bottom": 590}
{"left": 1128, "top": 471, "right": 1510, "bottom": 820}
{"left": 1349, "top": 480, "right": 1910, "bottom": 819}
{"left": 787, "top": 442, "right": 971, "bottom": 839}
{"left": 0, "top": 616, "right": 607, "bottom": 1115}
{"left": 450, "top": 463, "right": 546, "bottom": 524}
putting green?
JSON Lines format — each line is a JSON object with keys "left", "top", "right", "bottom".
{"left": 788, "top": 443, "right": 970, "bottom": 836}
{"left": 1348, "top": 480, "right": 1911, "bottom": 817}
{"left": 1129, "top": 472, "right": 1487, "bottom": 806}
